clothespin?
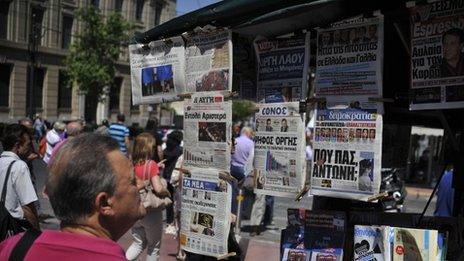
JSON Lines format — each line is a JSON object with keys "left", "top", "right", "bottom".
{"left": 223, "top": 91, "right": 238, "bottom": 101}
{"left": 367, "top": 191, "right": 389, "bottom": 202}
{"left": 175, "top": 167, "right": 191, "bottom": 175}
{"left": 217, "top": 252, "right": 236, "bottom": 260}
{"left": 218, "top": 171, "right": 237, "bottom": 183}
{"left": 295, "top": 186, "right": 310, "bottom": 202}
{"left": 177, "top": 93, "right": 192, "bottom": 100}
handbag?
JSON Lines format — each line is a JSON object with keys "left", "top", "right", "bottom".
{"left": 139, "top": 160, "right": 172, "bottom": 210}
{"left": 0, "top": 160, "right": 27, "bottom": 241}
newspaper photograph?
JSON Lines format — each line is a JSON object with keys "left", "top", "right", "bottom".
{"left": 180, "top": 168, "right": 232, "bottom": 258}
{"left": 310, "top": 109, "right": 383, "bottom": 201}
{"left": 410, "top": 0, "right": 464, "bottom": 109}
{"left": 129, "top": 36, "right": 185, "bottom": 104}
{"left": 183, "top": 93, "right": 232, "bottom": 170}
{"left": 254, "top": 34, "right": 310, "bottom": 103}
{"left": 185, "top": 28, "right": 233, "bottom": 93}
{"left": 315, "top": 17, "right": 384, "bottom": 111}
{"left": 253, "top": 102, "right": 306, "bottom": 197}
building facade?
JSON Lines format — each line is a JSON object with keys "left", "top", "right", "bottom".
{"left": 0, "top": 0, "right": 176, "bottom": 125}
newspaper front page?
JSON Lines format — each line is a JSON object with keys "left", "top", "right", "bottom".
{"left": 310, "top": 109, "right": 383, "bottom": 201}
{"left": 315, "top": 17, "right": 384, "bottom": 111}
{"left": 253, "top": 102, "right": 306, "bottom": 197}
{"left": 410, "top": 0, "right": 464, "bottom": 109}
{"left": 185, "top": 29, "right": 233, "bottom": 93}
{"left": 254, "top": 34, "right": 310, "bottom": 103}
{"left": 180, "top": 168, "right": 231, "bottom": 257}
{"left": 183, "top": 93, "right": 232, "bottom": 170}
{"left": 129, "top": 36, "right": 185, "bottom": 104}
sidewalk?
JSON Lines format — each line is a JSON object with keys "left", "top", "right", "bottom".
{"left": 118, "top": 231, "right": 280, "bottom": 260}
{"left": 405, "top": 186, "right": 434, "bottom": 198}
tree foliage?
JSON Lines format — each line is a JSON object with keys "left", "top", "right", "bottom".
{"left": 232, "top": 100, "right": 256, "bottom": 122}
{"left": 65, "top": 7, "right": 133, "bottom": 97}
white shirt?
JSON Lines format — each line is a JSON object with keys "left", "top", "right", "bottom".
{"left": 0, "top": 151, "right": 38, "bottom": 219}
{"left": 44, "top": 129, "right": 62, "bottom": 163}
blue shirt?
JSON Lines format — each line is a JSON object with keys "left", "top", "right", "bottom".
{"left": 435, "top": 170, "right": 454, "bottom": 217}
{"left": 231, "top": 135, "right": 254, "bottom": 168}
{"left": 109, "top": 123, "right": 130, "bottom": 154}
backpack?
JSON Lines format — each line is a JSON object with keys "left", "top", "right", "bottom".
{"left": 38, "top": 137, "right": 47, "bottom": 157}
{"left": 0, "top": 160, "right": 26, "bottom": 241}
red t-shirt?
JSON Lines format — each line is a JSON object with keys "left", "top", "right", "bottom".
{"left": 134, "top": 160, "right": 159, "bottom": 180}
{"left": 0, "top": 230, "right": 126, "bottom": 260}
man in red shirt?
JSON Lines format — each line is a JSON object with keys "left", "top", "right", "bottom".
{"left": 0, "top": 133, "right": 146, "bottom": 260}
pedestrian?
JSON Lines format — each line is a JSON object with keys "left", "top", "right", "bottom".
{"left": 126, "top": 133, "right": 170, "bottom": 261}
{"left": 145, "top": 118, "right": 164, "bottom": 162}
{"left": 230, "top": 127, "right": 254, "bottom": 219}
{"left": 18, "top": 118, "right": 39, "bottom": 186}
{"left": 169, "top": 153, "right": 185, "bottom": 260}
{"left": 0, "top": 124, "right": 40, "bottom": 237}
{"left": 162, "top": 130, "right": 183, "bottom": 235}
{"left": 48, "top": 120, "right": 84, "bottom": 165}
{"left": 33, "top": 114, "right": 45, "bottom": 143}
{"left": 95, "top": 119, "right": 110, "bottom": 136}
{"left": 435, "top": 165, "right": 455, "bottom": 217}
{"left": 109, "top": 113, "right": 130, "bottom": 156}
{"left": 0, "top": 133, "right": 146, "bottom": 260}
{"left": 43, "top": 121, "right": 65, "bottom": 164}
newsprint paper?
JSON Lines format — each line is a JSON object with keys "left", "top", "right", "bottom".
{"left": 185, "top": 29, "right": 233, "bottom": 93}
{"left": 310, "top": 109, "right": 382, "bottom": 201}
{"left": 180, "top": 168, "right": 232, "bottom": 258}
{"left": 354, "top": 225, "right": 391, "bottom": 261}
{"left": 253, "top": 102, "right": 306, "bottom": 198}
{"left": 410, "top": 0, "right": 464, "bottom": 110}
{"left": 254, "top": 34, "right": 310, "bottom": 103}
{"left": 183, "top": 93, "right": 232, "bottom": 170}
{"left": 315, "top": 17, "right": 384, "bottom": 112}
{"left": 129, "top": 36, "right": 185, "bottom": 104}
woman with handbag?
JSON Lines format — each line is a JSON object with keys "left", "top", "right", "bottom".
{"left": 126, "top": 133, "right": 171, "bottom": 261}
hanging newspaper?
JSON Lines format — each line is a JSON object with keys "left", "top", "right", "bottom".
{"left": 354, "top": 225, "right": 391, "bottom": 261}
{"left": 129, "top": 36, "right": 185, "bottom": 104}
{"left": 253, "top": 102, "right": 306, "bottom": 197}
{"left": 183, "top": 93, "right": 232, "bottom": 170}
{"left": 254, "top": 34, "right": 310, "bottom": 103}
{"left": 310, "top": 109, "right": 383, "bottom": 201}
{"left": 185, "top": 28, "right": 232, "bottom": 93}
{"left": 392, "top": 227, "right": 439, "bottom": 261}
{"left": 410, "top": 0, "right": 464, "bottom": 109}
{"left": 180, "top": 168, "right": 232, "bottom": 258}
{"left": 315, "top": 17, "right": 384, "bottom": 112}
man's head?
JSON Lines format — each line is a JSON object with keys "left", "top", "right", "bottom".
{"left": 19, "top": 118, "right": 33, "bottom": 129}
{"left": 443, "top": 28, "right": 464, "bottom": 63}
{"left": 266, "top": 119, "right": 271, "bottom": 126}
{"left": 241, "top": 127, "right": 253, "bottom": 138}
{"left": 117, "top": 113, "right": 125, "bottom": 123}
{"left": 1, "top": 124, "right": 31, "bottom": 157}
{"left": 281, "top": 119, "right": 287, "bottom": 127}
{"left": 53, "top": 121, "right": 66, "bottom": 133}
{"left": 369, "top": 129, "right": 376, "bottom": 139}
{"left": 66, "top": 121, "right": 83, "bottom": 138}
{"left": 47, "top": 133, "right": 145, "bottom": 240}
{"left": 368, "top": 25, "right": 377, "bottom": 39}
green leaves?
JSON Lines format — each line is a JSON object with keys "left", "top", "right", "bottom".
{"left": 65, "top": 6, "right": 133, "bottom": 97}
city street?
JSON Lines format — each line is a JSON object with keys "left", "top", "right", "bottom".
{"left": 32, "top": 157, "right": 436, "bottom": 260}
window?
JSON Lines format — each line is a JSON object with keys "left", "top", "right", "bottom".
{"left": 154, "top": 2, "right": 163, "bottom": 26}
{"left": 0, "top": 2, "right": 10, "bottom": 39}
{"left": 26, "top": 67, "right": 45, "bottom": 110}
{"left": 61, "top": 15, "right": 73, "bottom": 49}
{"left": 91, "top": 0, "right": 100, "bottom": 9}
{"left": 58, "top": 71, "right": 72, "bottom": 109}
{"left": 115, "top": 0, "right": 123, "bottom": 12}
{"left": 135, "top": 0, "right": 144, "bottom": 21}
{"left": 31, "top": 7, "right": 44, "bottom": 46}
{"left": 109, "top": 77, "right": 122, "bottom": 111}
{"left": 0, "top": 64, "right": 12, "bottom": 107}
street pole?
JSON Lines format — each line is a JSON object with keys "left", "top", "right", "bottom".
{"left": 27, "top": 11, "right": 38, "bottom": 120}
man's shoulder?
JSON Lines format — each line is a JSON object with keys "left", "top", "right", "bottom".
{"left": 109, "top": 124, "right": 128, "bottom": 131}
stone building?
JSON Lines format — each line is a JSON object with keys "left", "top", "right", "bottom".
{"left": 0, "top": 0, "right": 176, "bottom": 125}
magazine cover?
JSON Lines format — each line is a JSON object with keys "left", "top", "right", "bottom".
{"left": 281, "top": 209, "right": 308, "bottom": 261}
{"left": 392, "top": 227, "right": 438, "bottom": 261}
{"left": 353, "top": 225, "right": 391, "bottom": 261}
{"left": 304, "top": 210, "right": 346, "bottom": 260}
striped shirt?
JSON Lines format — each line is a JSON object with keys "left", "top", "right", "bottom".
{"left": 109, "top": 123, "right": 130, "bottom": 154}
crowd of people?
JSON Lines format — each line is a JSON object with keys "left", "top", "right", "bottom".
{"left": 0, "top": 113, "right": 278, "bottom": 260}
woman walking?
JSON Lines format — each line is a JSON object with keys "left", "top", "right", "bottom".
{"left": 126, "top": 133, "right": 170, "bottom": 261}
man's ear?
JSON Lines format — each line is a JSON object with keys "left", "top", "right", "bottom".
{"left": 95, "top": 192, "right": 114, "bottom": 216}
